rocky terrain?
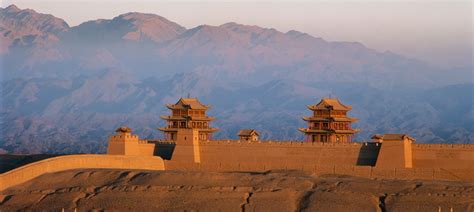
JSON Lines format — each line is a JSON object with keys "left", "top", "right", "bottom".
{"left": 1, "top": 5, "right": 473, "bottom": 154}
{"left": 0, "top": 169, "right": 473, "bottom": 211}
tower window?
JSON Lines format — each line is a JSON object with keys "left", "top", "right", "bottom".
{"left": 321, "top": 135, "right": 327, "bottom": 142}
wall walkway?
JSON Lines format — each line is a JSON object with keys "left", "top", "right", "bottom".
{"left": 0, "top": 154, "right": 165, "bottom": 191}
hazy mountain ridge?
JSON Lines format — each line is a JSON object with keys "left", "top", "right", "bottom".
{"left": 1, "top": 73, "right": 473, "bottom": 153}
{"left": 0, "top": 5, "right": 472, "bottom": 153}
{"left": 0, "top": 5, "right": 68, "bottom": 47}
{"left": 1, "top": 5, "right": 454, "bottom": 88}
{"left": 70, "top": 12, "right": 186, "bottom": 44}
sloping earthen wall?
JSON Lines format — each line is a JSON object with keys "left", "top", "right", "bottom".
{"left": 412, "top": 144, "right": 474, "bottom": 169}
{"left": 0, "top": 154, "right": 165, "bottom": 191}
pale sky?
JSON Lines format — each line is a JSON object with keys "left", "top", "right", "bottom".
{"left": 2, "top": 0, "right": 473, "bottom": 68}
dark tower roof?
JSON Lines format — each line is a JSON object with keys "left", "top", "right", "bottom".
{"left": 166, "top": 98, "right": 210, "bottom": 110}
{"left": 238, "top": 129, "right": 259, "bottom": 136}
{"left": 371, "top": 134, "right": 415, "bottom": 141}
{"left": 307, "top": 98, "right": 352, "bottom": 111}
{"left": 115, "top": 126, "right": 132, "bottom": 133}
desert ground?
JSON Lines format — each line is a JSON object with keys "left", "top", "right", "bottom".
{"left": 1, "top": 169, "right": 473, "bottom": 211}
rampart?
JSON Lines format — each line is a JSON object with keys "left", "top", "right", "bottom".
{"left": 412, "top": 144, "right": 474, "bottom": 169}
{"left": 0, "top": 154, "right": 165, "bottom": 191}
{"left": 156, "top": 139, "right": 474, "bottom": 181}
{"left": 162, "top": 162, "right": 474, "bottom": 181}
{"left": 2, "top": 141, "right": 474, "bottom": 192}
{"left": 198, "top": 140, "right": 380, "bottom": 167}
{"left": 108, "top": 134, "right": 156, "bottom": 156}
{"left": 157, "top": 140, "right": 381, "bottom": 169}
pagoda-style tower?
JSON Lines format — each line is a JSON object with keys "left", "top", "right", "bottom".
{"left": 299, "top": 98, "right": 359, "bottom": 142}
{"left": 158, "top": 98, "right": 218, "bottom": 141}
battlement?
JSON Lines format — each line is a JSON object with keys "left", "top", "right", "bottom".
{"left": 411, "top": 143, "right": 474, "bottom": 169}
{"left": 195, "top": 139, "right": 370, "bottom": 148}
{"left": 109, "top": 135, "right": 139, "bottom": 140}
{"left": 155, "top": 140, "right": 474, "bottom": 149}
{"left": 412, "top": 143, "right": 474, "bottom": 149}
{"left": 152, "top": 140, "right": 176, "bottom": 145}
{"left": 109, "top": 135, "right": 139, "bottom": 142}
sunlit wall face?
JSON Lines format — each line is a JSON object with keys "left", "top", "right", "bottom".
{"left": 1, "top": 0, "right": 472, "bottom": 68}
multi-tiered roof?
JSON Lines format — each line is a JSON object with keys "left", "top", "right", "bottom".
{"left": 299, "top": 98, "right": 359, "bottom": 142}
{"left": 160, "top": 98, "right": 216, "bottom": 122}
{"left": 158, "top": 98, "right": 218, "bottom": 140}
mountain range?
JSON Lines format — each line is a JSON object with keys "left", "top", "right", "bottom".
{"left": 1, "top": 5, "right": 472, "bottom": 154}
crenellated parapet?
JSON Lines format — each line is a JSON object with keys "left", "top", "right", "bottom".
{"left": 412, "top": 143, "right": 474, "bottom": 149}
{"left": 197, "top": 139, "right": 371, "bottom": 148}
{"left": 411, "top": 143, "right": 474, "bottom": 169}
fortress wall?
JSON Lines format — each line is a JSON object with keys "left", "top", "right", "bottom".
{"left": 189, "top": 142, "right": 474, "bottom": 170}
{"left": 412, "top": 144, "right": 474, "bottom": 169}
{"left": 107, "top": 140, "right": 126, "bottom": 155}
{"left": 138, "top": 142, "right": 156, "bottom": 156}
{"left": 161, "top": 141, "right": 474, "bottom": 181}
{"left": 108, "top": 138, "right": 156, "bottom": 156}
{"left": 0, "top": 154, "right": 165, "bottom": 191}
{"left": 162, "top": 161, "right": 474, "bottom": 181}
{"left": 163, "top": 140, "right": 381, "bottom": 168}
{"left": 158, "top": 140, "right": 474, "bottom": 170}
{"left": 199, "top": 140, "right": 380, "bottom": 167}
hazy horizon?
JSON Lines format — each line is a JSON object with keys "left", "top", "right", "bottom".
{"left": 2, "top": 0, "right": 472, "bottom": 68}
{"left": 1, "top": 1, "right": 473, "bottom": 153}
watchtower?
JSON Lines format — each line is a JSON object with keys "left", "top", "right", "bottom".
{"left": 158, "top": 97, "right": 218, "bottom": 141}
{"left": 299, "top": 98, "right": 359, "bottom": 142}
{"left": 107, "top": 126, "right": 157, "bottom": 156}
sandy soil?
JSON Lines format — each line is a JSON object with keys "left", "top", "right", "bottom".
{"left": 1, "top": 169, "right": 473, "bottom": 211}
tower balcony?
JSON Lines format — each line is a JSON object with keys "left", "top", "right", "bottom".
{"left": 158, "top": 126, "right": 219, "bottom": 132}
{"left": 302, "top": 116, "right": 358, "bottom": 122}
{"left": 298, "top": 128, "right": 360, "bottom": 134}
{"left": 160, "top": 115, "right": 215, "bottom": 121}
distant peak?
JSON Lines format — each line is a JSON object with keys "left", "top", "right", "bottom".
{"left": 4, "top": 4, "right": 21, "bottom": 13}
{"left": 286, "top": 30, "right": 304, "bottom": 36}
{"left": 220, "top": 22, "right": 266, "bottom": 33}
{"left": 285, "top": 30, "right": 320, "bottom": 40}
{"left": 117, "top": 12, "right": 163, "bottom": 20}
{"left": 179, "top": 24, "right": 222, "bottom": 37}
{"left": 220, "top": 22, "right": 260, "bottom": 28}
{"left": 110, "top": 12, "right": 186, "bottom": 32}
{"left": 190, "top": 24, "right": 220, "bottom": 32}
{"left": 1, "top": 4, "right": 70, "bottom": 33}
{"left": 220, "top": 22, "right": 240, "bottom": 27}
{"left": 196, "top": 24, "right": 213, "bottom": 29}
